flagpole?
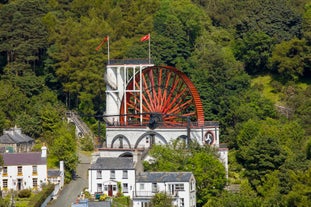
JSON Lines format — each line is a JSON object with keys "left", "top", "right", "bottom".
{"left": 148, "top": 33, "right": 151, "bottom": 64}
{"left": 107, "top": 36, "right": 110, "bottom": 64}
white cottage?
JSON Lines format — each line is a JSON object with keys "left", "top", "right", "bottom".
{"left": 88, "top": 156, "right": 196, "bottom": 207}
{"left": 134, "top": 172, "right": 196, "bottom": 207}
{"left": 88, "top": 157, "right": 137, "bottom": 197}
{"left": 0, "top": 146, "right": 48, "bottom": 192}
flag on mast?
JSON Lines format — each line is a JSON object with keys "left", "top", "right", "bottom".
{"left": 140, "top": 33, "right": 151, "bottom": 63}
{"left": 140, "top": 34, "right": 150, "bottom": 42}
{"left": 95, "top": 36, "right": 109, "bottom": 51}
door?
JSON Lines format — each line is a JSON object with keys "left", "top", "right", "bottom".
{"left": 108, "top": 185, "right": 113, "bottom": 196}
{"left": 17, "top": 179, "right": 23, "bottom": 190}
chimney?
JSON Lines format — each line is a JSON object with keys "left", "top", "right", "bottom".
{"left": 41, "top": 144, "right": 47, "bottom": 158}
{"left": 59, "top": 161, "right": 64, "bottom": 173}
{"left": 133, "top": 149, "right": 144, "bottom": 174}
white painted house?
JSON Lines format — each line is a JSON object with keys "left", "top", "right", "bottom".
{"left": 0, "top": 146, "right": 48, "bottom": 192}
{"left": 88, "top": 157, "right": 137, "bottom": 198}
{"left": 134, "top": 172, "right": 196, "bottom": 207}
{"left": 88, "top": 156, "right": 196, "bottom": 207}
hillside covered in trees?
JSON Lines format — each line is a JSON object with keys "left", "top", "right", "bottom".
{"left": 0, "top": 0, "right": 310, "bottom": 206}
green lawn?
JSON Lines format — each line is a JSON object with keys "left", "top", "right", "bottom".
{"left": 251, "top": 75, "right": 281, "bottom": 104}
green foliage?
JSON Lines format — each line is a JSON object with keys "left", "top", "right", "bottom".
{"left": 112, "top": 196, "right": 131, "bottom": 207}
{"left": 234, "top": 32, "right": 275, "bottom": 74}
{"left": 29, "top": 184, "right": 54, "bottom": 207}
{"left": 236, "top": 0, "right": 302, "bottom": 42}
{"left": 17, "top": 189, "right": 31, "bottom": 198}
{"left": 79, "top": 136, "right": 94, "bottom": 151}
{"left": 49, "top": 122, "right": 78, "bottom": 182}
{"left": 0, "top": 0, "right": 310, "bottom": 206}
{"left": 150, "top": 192, "right": 173, "bottom": 207}
{"left": 204, "top": 191, "right": 263, "bottom": 207}
{"left": 145, "top": 142, "right": 226, "bottom": 206}
{"left": 269, "top": 38, "right": 308, "bottom": 81}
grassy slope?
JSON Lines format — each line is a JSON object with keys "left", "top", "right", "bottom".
{"left": 251, "top": 75, "right": 281, "bottom": 104}
{"left": 251, "top": 75, "right": 309, "bottom": 106}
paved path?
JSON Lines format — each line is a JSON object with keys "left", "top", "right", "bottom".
{"left": 48, "top": 152, "right": 91, "bottom": 207}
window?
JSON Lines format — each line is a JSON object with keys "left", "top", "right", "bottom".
{"left": 141, "top": 202, "right": 150, "bottom": 207}
{"left": 123, "top": 183, "right": 128, "bottom": 193}
{"left": 17, "top": 166, "right": 22, "bottom": 175}
{"left": 152, "top": 183, "right": 157, "bottom": 193}
{"left": 112, "top": 185, "right": 117, "bottom": 191}
{"left": 3, "top": 167, "right": 7, "bottom": 176}
{"left": 175, "top": 184, "right": 184, "bottom": 191}
{"left": 33, "top": 178, "right": 38, "bottom": 188}
{"left": 32, "top": 166, "right": 37, "bottom": 175}
{"left": 191, "top": 179, "right": 195, "bottom": 191}
{"left": 2, "top": 179, "right": 8, "bottom": 189}
{"left": 104, "top": 185, "right": 108, "bottom": 191}
{"left": 97, "top": 170, "right": 102, "bottom": 179}
{"left": 140, "top": 183, "right": 144, "bottom": 190}
{"left": 110, "top": 170, "right": 115, "bottom": 179}
{"left": 97, "top": 183, "right": 102, "bottom": 192}
{"left": 123, "top": 170, "right": 128, "bottom": 179}
{"left": 180, "top": 198, "right": 184, "bottom": 207}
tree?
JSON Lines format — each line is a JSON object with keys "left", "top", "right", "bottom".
{"left": 0, "top": 0, "right": 48, "bottom": 74}
{"left": 145, "top": 142, "right": 226, "bottom": 207}
{"left": 234, "top": 32, "right": 275, "bottom": 74}
{"left": 150, "top": 192, "right": 173, "bottom": 207}
{"left": 49, "top": 122, "right": 78, "bottom": 182}
{"left": 269, "top": 38, "right": 308, "bottom": 81}
{"left": 236, "top": 0, "right": 302, "bottom": 42}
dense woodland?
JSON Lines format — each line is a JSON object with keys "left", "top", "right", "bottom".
{"left": 0, "top": 0, "right": 310, "bottom": 206}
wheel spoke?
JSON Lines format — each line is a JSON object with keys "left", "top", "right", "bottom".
{"left": 120, "top": 66, "right": 205, "bottom": 126}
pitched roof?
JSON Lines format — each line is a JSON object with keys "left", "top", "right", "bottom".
{"left": 137, "top": 172, "right": 193, "bottom": 183}
{"left": 0, "top": 129, "right": 34, "bottom": 144}
{"left": 89, "top": 157, "right": 135, "bottom": 170}
{"left": 2, "top": 152, "right": 46, "bottom": 166}
{"left": 48, "top": 169, "right": 61, "bottom": 177}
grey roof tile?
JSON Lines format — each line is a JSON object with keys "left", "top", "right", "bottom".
{"left": 48, "top": 169, "right": 61, "bottom": 177}
{"left": 0, "top": 131, "right": 34, "bottom": 144}
{"left": 2, "top": 152, "right": 46, "bottom": 166}
{"left": 89, "top": 157, "right": 135, "bottom": 170}
{"left": 137, "top": 172, "right": 193, "bottom": 183}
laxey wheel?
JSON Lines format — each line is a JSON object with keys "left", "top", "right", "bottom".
{"left": 120, "top": 66, "right": 204, "bottom": 127}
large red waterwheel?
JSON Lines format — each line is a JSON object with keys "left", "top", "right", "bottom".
{"left": 120, "top": 66, "right": 204, "bottom": 127}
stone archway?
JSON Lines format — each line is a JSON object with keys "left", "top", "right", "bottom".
{"left": 134, "top": 131, "right": 168, "bottom": 149}
{"left": 111, "top": 134, "right": 131, "bottom": 149}
{"left": 119, "top": 152, "right": 133, "bottom": 157}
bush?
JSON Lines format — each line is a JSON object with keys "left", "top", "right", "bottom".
{"left": 80, "top": 137, "right": 94, "bottom": 151}
{"left": 18, "top": 189, "right": 31, "bottom": 198}
{"left": 29, "top": 184, "right": 54, "bottom": 207}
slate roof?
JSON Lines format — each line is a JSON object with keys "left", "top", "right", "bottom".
{"left": 2, "top": 152, "right": 46, "bottom": 166}
{"left": 89, "top": 157, "right": 135, "bottom": 170}
{"left": 137, "top": 172, "right": 193, "bottom": 183}
{"left": 48, "top": 169, "right": 61, "bottom": 177}
{"left": 0, "top": 130, "right": 34, "bottom": 144}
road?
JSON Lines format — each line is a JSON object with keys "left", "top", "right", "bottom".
{"left": 48, "top": 152, "right": 91, "bottom": 207}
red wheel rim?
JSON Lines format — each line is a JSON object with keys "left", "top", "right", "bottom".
{"left": 120, "top": 66, "right": 204, "bottom": 127}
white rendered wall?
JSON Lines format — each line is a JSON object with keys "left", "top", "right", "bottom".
{"left": 0, "top": 164, "right": 47, "bottom": 191}
{"left": 88, "top": 168, "right": 136, "bottom": 197}
{"left": 105, "top": 125, "right": 219, "bottom": 149}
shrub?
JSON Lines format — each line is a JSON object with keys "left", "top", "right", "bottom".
{"left": 29, "top": 184, "right": 54, "bottom": 207}
{"left": 18, "top": 189, "right": 31, "bottom": 198}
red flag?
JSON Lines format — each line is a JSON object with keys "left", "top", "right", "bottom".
{"left": 140, "top": 34, "right": 150, "bottom": 42}
{"left": 96, "top": 36, "right": 109, "bottom": 51}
